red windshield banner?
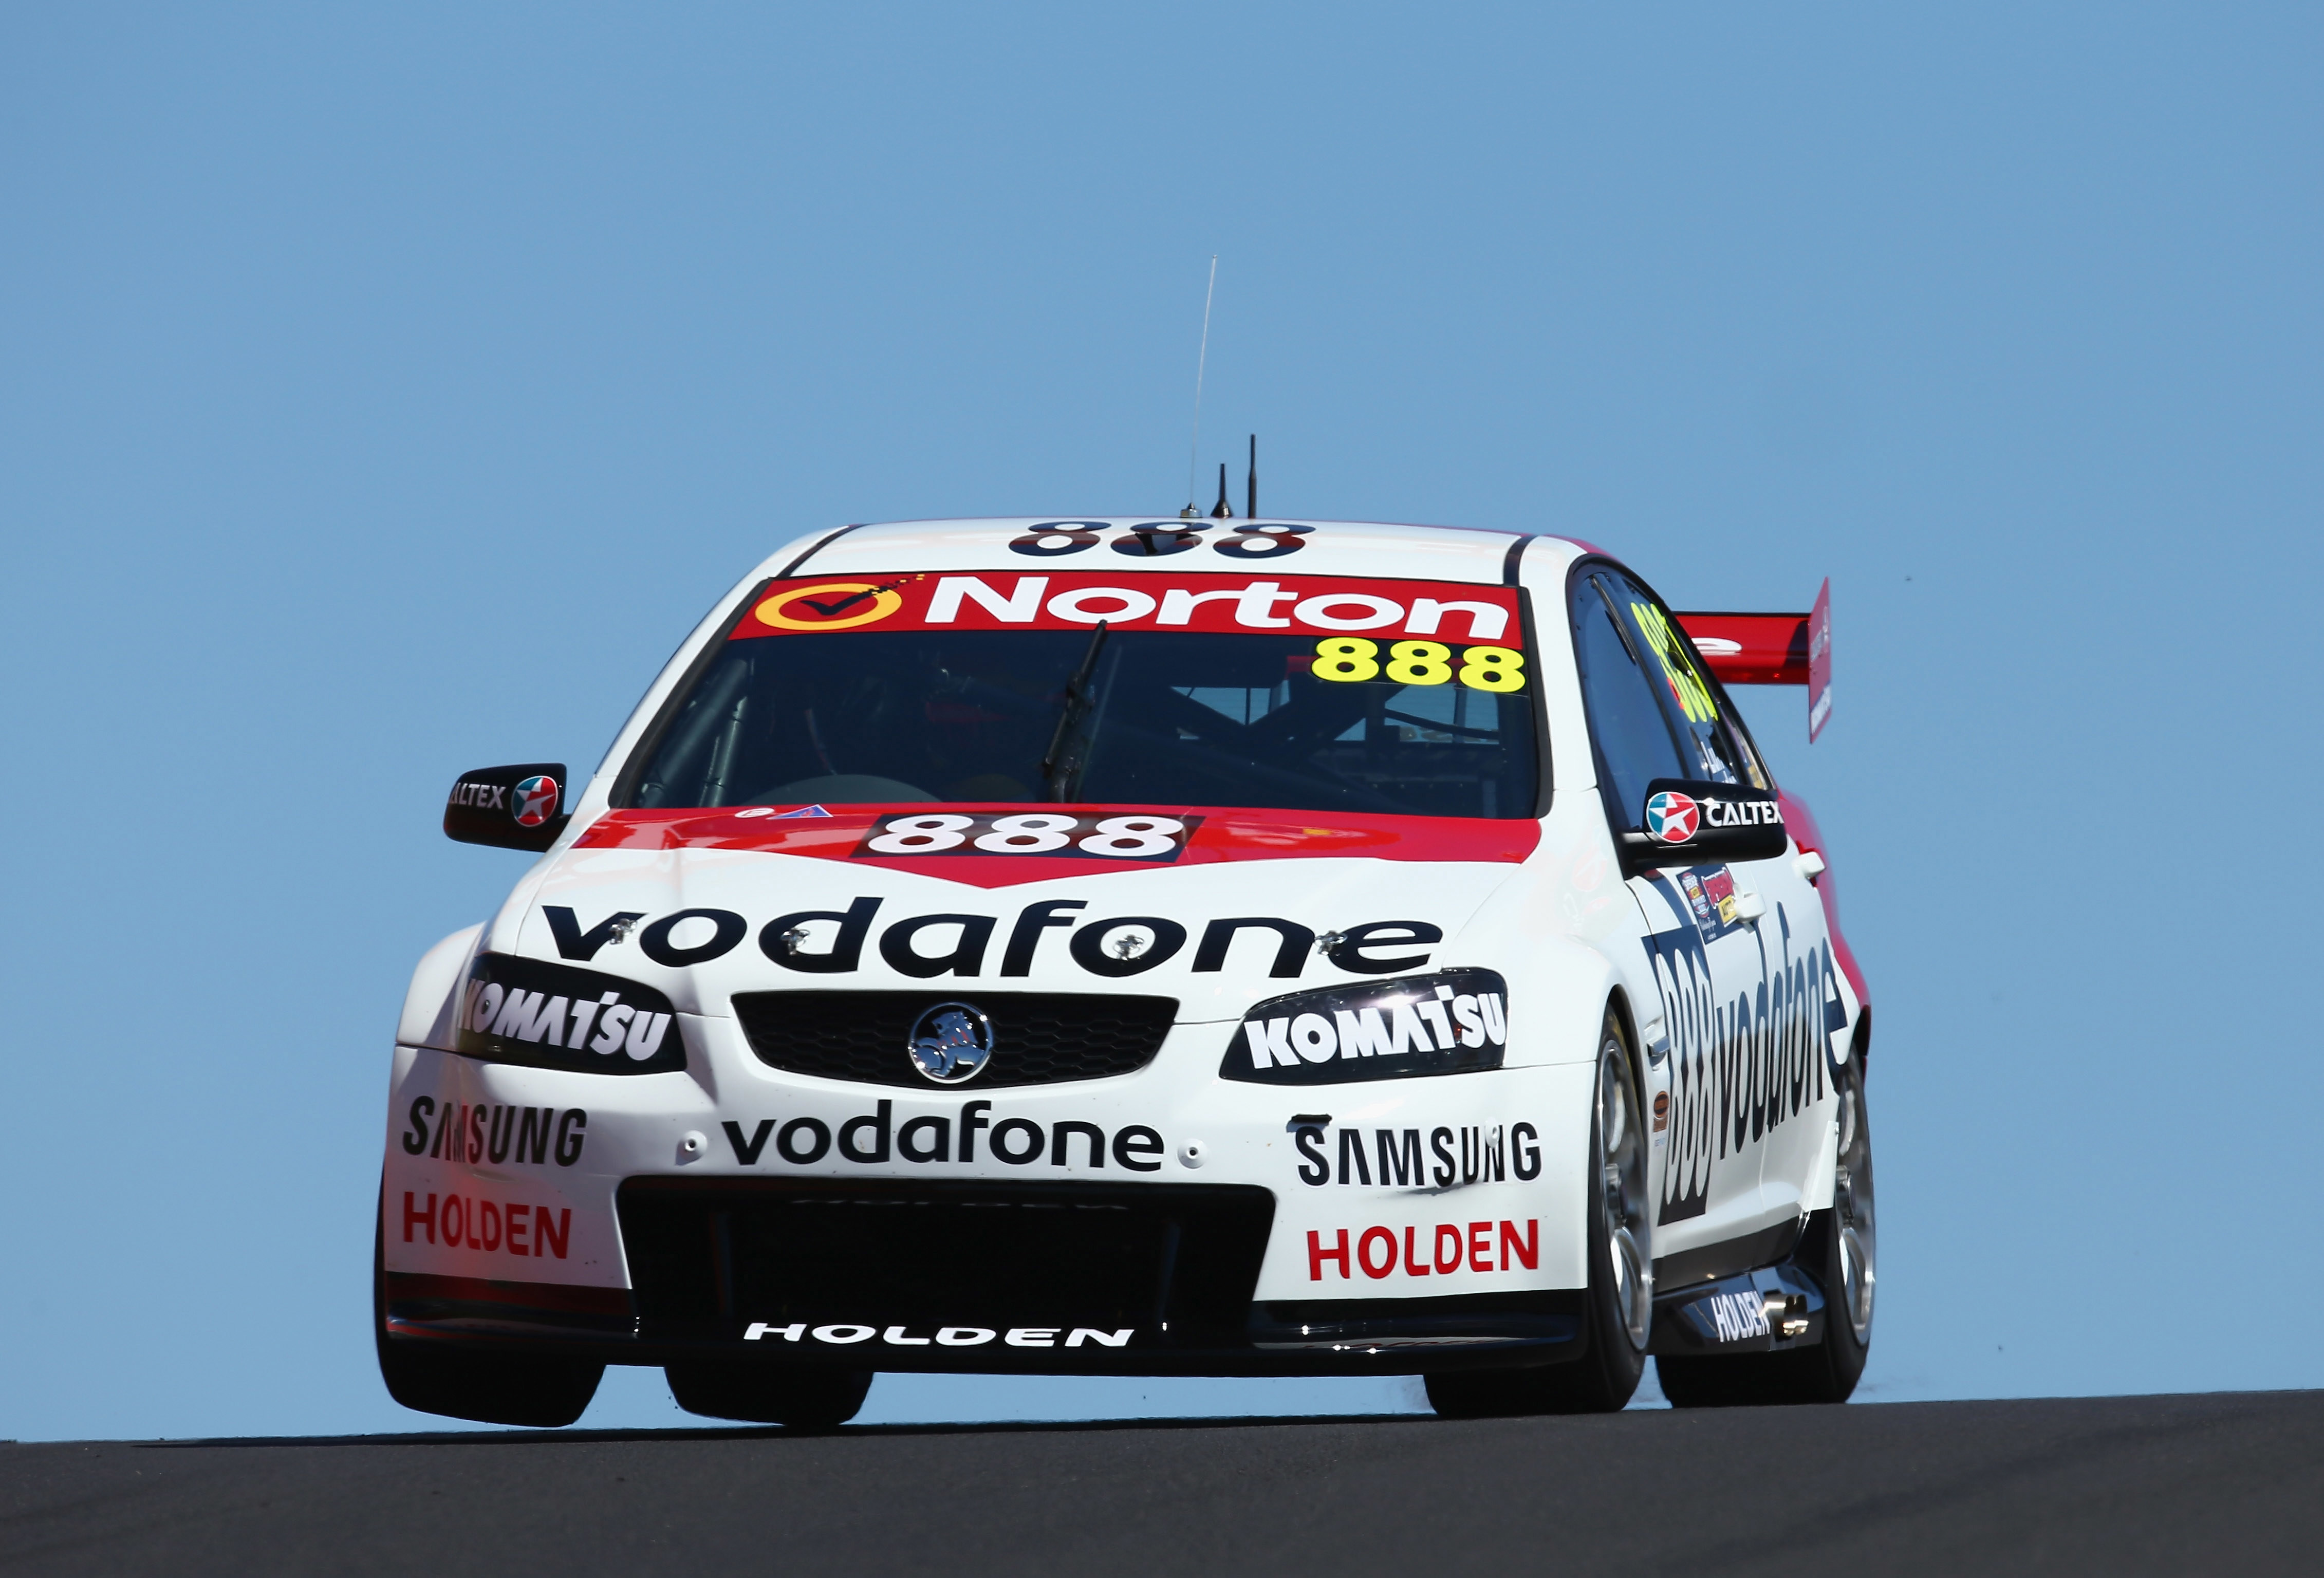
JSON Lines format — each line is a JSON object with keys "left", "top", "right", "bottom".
{"left": 730, "top": 572, "right": 1523, "bottom": 646}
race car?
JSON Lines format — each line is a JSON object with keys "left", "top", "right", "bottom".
{"left": 377, "top": 515, "right": 1875, "bottom": 1427}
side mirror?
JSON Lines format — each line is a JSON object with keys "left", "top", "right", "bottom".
{"left": 1621, "top": 778, "right": 1788, "bottom": 865}
{"left": 444, "top": 763, "right": 570, "bottom": 851}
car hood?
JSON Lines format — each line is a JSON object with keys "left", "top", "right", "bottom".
{"left": 503, "top": 806, "right": 1540, "bottom": 1022}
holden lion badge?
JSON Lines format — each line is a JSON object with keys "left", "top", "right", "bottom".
{"left": 907, "top": 1001, "right": 995, "bottom": 1085}
{"left": 1644, "top": 790, "right": 1699, "bottom": 844}
{"left": 511, "top": 774, "right": 560, "bottom": 828}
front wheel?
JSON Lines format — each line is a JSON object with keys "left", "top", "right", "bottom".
{"left": 1427, "top": 1014, "right": 1649, "bottom": 1417}
{"left": 1659, "top": 1046, "right": 1876, "bottom": 1407}
{"left": 373, "top": 1201, "right": 603, "bottom": 1427}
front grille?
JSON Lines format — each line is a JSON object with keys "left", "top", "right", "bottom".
{"left": 732, "top": 991, "right": 1175, "bottom": 1088}
{"left": 618, "top": 1178, "right": 1275, "bottom": 1344}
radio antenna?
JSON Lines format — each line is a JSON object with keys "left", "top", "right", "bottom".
{"left": 1246, "top": 433, "right": 1257, "bottom": 518}
{"left": 1181, "top": 255, "right": 1218, "bottom": 519}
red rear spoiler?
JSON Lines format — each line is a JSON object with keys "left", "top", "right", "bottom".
{"left": 1676, "top": 579, "right": 1832, "bottom": 741}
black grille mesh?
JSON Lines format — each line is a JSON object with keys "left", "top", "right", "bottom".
{"left": 618, "top": 1178, "right": 1275, "bottom": 1345}
{"left": 731, "top": 991, "right": 1176, "bottom": 1088}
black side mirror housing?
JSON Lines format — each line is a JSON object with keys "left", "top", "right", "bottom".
{"left": 444, "top": 763, "right": 570, "bottom": 851}
{"left": 1620, "top": 777, "right": 1788, "bottom": 867}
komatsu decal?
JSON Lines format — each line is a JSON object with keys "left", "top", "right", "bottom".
{"left": 1225, "top": 969, "right": 1507, "bottom": 1085}
{"left": 454, "top": 954, "right": 683, "bottom": 1076}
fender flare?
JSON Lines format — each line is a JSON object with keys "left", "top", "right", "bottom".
{"left": 1486, "top": 932, "right": 1623, "bottom": 1069}
{"left": 397, "top": 924, "right": 484, "bottom": 1051}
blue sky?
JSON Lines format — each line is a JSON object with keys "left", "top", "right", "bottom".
{"left": 3, "top": 3, "right": 2317, "bottom": 1438}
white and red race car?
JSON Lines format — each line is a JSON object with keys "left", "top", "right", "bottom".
{"left": 377, "top": 516, "right": 1874, "bottom": 1426}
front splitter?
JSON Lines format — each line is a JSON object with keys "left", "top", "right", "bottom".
{"left": 383, "top": 1276, "right": 1586, "bottom": 1378}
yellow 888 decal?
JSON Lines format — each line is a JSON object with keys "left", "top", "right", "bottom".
{"left": 1311, "top": 638, "right": 1526, "bottom": 692}
{"left": 1457, "top": 645, "right": 1526, "bottom": 692}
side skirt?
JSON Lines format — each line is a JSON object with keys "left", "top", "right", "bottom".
{"left": 1646, "top": 1209, "right": 1836, "bottom": 1357}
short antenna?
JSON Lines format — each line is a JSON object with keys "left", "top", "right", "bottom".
{"left": 1246, "top": 434, "right": 1257, "bottom": 518}
{"left": 1181, "top": 255, "right": 1218, "bottom": 519}
{"left": 1212, "top": 462, "right": 1232, "bottom": 518}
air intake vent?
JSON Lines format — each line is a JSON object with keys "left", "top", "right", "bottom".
{"left": 618, "top": 1178, "right": 1275, "bottom": 1345}
{"left": 732, "top": 991, "right": 1176, "bottom": 1088}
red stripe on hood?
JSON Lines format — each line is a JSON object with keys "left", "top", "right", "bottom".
{"left": 575, "top": 806, "right": 1539, "bottom": 889}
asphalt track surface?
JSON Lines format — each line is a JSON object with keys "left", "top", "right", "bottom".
{"left": 2, "top": 1391, "right": 2316, "bottom": 1577}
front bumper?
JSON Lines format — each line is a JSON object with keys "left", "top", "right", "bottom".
{"left": 383, "top": 1175, "right": 1586, "bottom": 1376}
{"left": 380, "top": 1020, "right": 1593, "bottom": 1376}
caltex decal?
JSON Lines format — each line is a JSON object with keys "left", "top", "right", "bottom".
{"left": 1644, "top": 791, "right": 1699, "bottom": 844}
{"left": 512, "top": 774, "right": 560, "bottom": 827}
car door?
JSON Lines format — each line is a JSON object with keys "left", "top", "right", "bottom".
{"left": 1571, "top": 568, "right": 1762, "bottom": 1266}
{"left": 1589, "top": 567, "right": 1839, "bottom": 1269}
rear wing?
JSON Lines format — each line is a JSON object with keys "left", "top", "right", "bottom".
{"left": 1676, "top": 579, "right": 1832, "bottom": 741}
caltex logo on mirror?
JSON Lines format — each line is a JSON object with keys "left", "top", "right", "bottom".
{"left": 1644, "top": 790, "right": 1699, "bottom": 844}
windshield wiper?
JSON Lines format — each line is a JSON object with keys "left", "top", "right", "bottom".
{"left": 1040, "top": 621, "right": 1111, "bottom": 802}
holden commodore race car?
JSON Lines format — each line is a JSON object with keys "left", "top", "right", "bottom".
{"left": 377, "top": 515, "right": 1875, "bottom": 1427}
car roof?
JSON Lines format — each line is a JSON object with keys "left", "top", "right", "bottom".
{"left": 751, "top": 517, "right": 1599, "bottom": 586}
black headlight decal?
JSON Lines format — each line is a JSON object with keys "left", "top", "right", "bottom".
{"left": 454, "top": 954, "right": 685, "bottom": 1075}
{"left": 1221, "top": 969, "right": 1508, "bottom": 1086}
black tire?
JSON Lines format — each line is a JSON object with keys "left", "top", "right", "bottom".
{"left": 1658, "top": 1045, "right": 1875, "bottom": 1407}
{"left": 1427, "top": 1013, "right": 1649, "bottom": 1418}
{"left": 373, "top": 1195, "right": 604, "bottom": 1428}
{"left": 665, "top": 1362, "right": 873, "bottom": 1427}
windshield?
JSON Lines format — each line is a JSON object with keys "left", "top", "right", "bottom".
{"left": 623, "top": 571, "right": 1540, "bottom": 819}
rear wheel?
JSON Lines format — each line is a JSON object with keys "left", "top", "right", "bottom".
{"left": 665, "top": 1363, "right": 873, "bottom": 1427}
{"left": 373, "top": 1203, "right": 603, "bottom": 1427}
{"left": 1427, "top": 1014, "right": 1649, "bottom": 1417}
{"left": 1659, "top": 1046, "right": 1875, "bottom": 1407}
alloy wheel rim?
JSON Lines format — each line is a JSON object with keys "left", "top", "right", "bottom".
{"left": 1835, "top": 1073, "right": 1877, "bottom": 1342}
{"left": 1600, "top": 1037, "right": 1652, "bottom": 1349}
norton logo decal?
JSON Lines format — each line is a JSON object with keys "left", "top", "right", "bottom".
{"left": 907, "top": 1002, "right": 993, "bottom": 1084}
{"left": 752, "top": 580, "right": 910, "bottom": 631}
{"left": 1644, "top": 791, "right": 1699, "bottom": 843}
{"left": 730, "top": 571, "right": 1520, "bottom": 646}
{"left": 511, "top": 774, "right": 560, "bottom": 827}
{"left": 550, "top": 898, "right": 1442, "bottom": 981}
